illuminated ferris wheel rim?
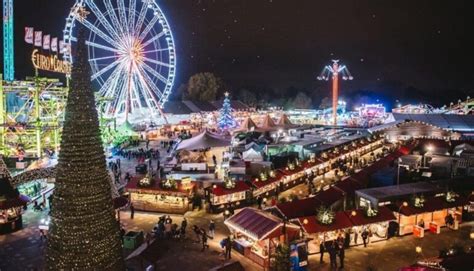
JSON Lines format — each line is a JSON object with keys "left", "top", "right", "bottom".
{"left": 62, "top": 0, "right": 176, "bottom": 123}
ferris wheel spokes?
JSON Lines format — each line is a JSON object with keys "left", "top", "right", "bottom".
{"left": 85, "top": 41, "right": 119, "bottom": 54}
{"left": 138, "top": 15, "right": 160, "bottom": 41}
{"left": 117, "top": 0, "right": 129, "bottom": 31}
{"left": 142, "top": 31, "right": 165, "bottom": 48}
{"left": 84, "top": 0, "right": 121, "bottom": 42}
{"left": 128, "top": 0, "right": 137, "bottom": 35}
{"left": 143, "top": 57, "right": 171, "bottom": 68}
{"left": 141, "top": 62, "right": 168, "bottom": 85}
{"left": 91, "top": 60, "right": 120, "bottom": 81}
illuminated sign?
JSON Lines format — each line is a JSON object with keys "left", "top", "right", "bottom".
{"left": 31, "top": 49, "right": 71, "bottom": 74}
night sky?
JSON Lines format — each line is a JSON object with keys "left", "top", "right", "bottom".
{"left": 2, "top": 0, "right": 474, "bottom": 106}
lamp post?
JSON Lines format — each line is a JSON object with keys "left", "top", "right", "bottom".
{"left": 398, "top": 201, "right": 408, "bottom": 236}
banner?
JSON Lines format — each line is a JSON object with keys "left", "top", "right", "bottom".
{"left": 34, "top": 31, "right": 42, "bottom": 47}
{"left": 25, "top": 27, "right": 34, "bottom": 44}
{"left": 59, "top": 40, "right": 65, "bottom": 53}
{"left": 51, "top": 37, "right": 58, "bottom": 52}
{"left": 43, "top": 35, "right": 51, "bottom": 50}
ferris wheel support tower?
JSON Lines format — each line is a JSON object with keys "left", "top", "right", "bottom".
{"left": 3, "top": 0, "right": 14, "bottom": 81}
{"left": 318, "top": 60, "right": 353, "bottom": 126}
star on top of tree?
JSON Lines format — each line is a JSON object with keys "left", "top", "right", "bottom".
{"left": 72, "top": 6, "right": 90, "bottom": 22}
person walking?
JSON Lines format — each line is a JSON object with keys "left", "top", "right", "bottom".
{"left": 201, "top": 228, "right": 209, "bottom": 252}
{"left": 224, "top": 236, "right": 232, "bottom": 260}
{"left": 319, "top": 240, "right": 326, "bottom": 264}
{"left": 130, "top": 203, "right": 135, "bottom": 219}
{"left": 338, "top": 244, "right": 345, "bottom": 269}
{"left": 209, "top": 220, "right": 215, "bottom": 238}
{"left": 212, "top": 155, "right": 217, "bottom": 166}
{"left": 361, "top": 228, "right": 369, "bottom": 248}
{"left": 328, "top": 240, "right": 338, "bottom": 269}
{"left": 193, "top": 225, "right": 201, "bottom": 243}
{"left": 181, "top": 218, "right": 188, "bottom": 233}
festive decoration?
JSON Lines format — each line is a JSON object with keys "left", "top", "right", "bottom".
{"left": 138, "top": 177, "right": 153, "bottom": 188}
{"left": 316, "top": 206, "right": 335, "bottom": 225}
{"left": 45, "top": 27, "right": 125, "bottom": 270}
{"left": 365, "top": 205, "right": 378, "bottom": 218}
{"left": 445, "top": 191, "right": 458, "bottom": 203}
{"left": 411, "top": 194, "right": 426, "bottom": 208}
{"left": 224, "top": 177, "right": 236, "bottom": 189}
{"left": 162, "top": 178, "right": 178, "bottom": 190}
{"left": 218, "top": 92, "right": 237, "bottom": 130}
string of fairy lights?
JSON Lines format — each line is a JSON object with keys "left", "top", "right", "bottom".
{"left": 45, "top": 12, "right": 125, "bottom": 269}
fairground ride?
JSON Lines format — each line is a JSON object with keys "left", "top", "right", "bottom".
{"left": 317, "top": 60, "right": 353, "bottom": 126}
{"left": 63, "top": 0, "right": 177, "bottom": 125}
{"left": 0, "top": 75, "right": 67, "bottom": 158}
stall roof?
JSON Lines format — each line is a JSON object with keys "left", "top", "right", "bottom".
{"left": 345, "top": 206, "right": 396, "bottom": 226}
{"left": 271, "top": 196, "right": 323, "bottom": 219}
{"left": 251, "top": 171, "right": 284, "bottom": 189}
{"left": 389, "top": 195, "right": 467, "bottom": 216}
{"left": 125, "top": 177, "right": 193, "bottom": 195}
{"left": 176, "top": 130, "right": 231, "bottom": 151}
{"left": 298, "top": 211, "right": 353, "bottom": 234}
{"left": 356, "top": 182, "right": 442, "bottom": 203}
{"left": 334, "top": 178, "right": 364, "bottom": 195}
{"left": 314, "top": 187, "right": 345, "bottom": 206}
{"left": 225, "top": 207, "right": 298, "bottom": 240}
{"left": 211, "top": 181, "right": 250, "bottom": 196}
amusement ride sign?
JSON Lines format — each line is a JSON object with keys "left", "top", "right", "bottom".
{"left": 31, "top": 49, "right": 71, "bottom": 74}
{"left": 25, "top": 27, "right": 71, "bottom": 75}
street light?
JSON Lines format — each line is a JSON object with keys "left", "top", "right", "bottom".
{"left": 415, "top": 246, "right": 422, "bottom": 253}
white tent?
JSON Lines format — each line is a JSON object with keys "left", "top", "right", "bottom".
{"left": 176, "top": 130, "right": 231, "bottom": 151}
{"left": 243, "top": 148, "right": 263, "bottom": 162}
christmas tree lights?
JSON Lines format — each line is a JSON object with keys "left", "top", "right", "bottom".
{"left": 45, "top": 25, "right": 125, "bottom": 270}
{"left": 218, "top": 92, "right": 237, "bottom": 130}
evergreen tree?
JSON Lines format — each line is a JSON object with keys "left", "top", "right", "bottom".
{"left": 271, "top": 244, "right": 291, "bottom": 271}
{"left": 45, "top": 25, "right": 125, "bottom": 270}
{"left": 218, "top": 92, "right": 236, "bottom": 130}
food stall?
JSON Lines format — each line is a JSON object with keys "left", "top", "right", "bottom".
{"left": 345, "top": 206, "right": 397, "bottom": 246}
{"left": 225, "top": 208, "right": 300, "bottom": 268}
{"left": 297, "top": 209, "right": 353, "bottom": 254}
{"left": 1, "top": 171, "right": 29, "bottom": 234}
{"left": 251, "top": 170, "right": 283, "bottom": 198}
{"left": 278, "top": 160, "right": 306, "bottom": 189}
{"left": 391, "top": 195, "right": 466, "bottom": 236}
{"left": 208, "top": 181, "right": 250, "bottom": 212}
{"left": 125, "top": 176, "right": 195, "bottom": 214}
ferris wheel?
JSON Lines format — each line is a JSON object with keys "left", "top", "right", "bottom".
{"left": 63, "top": 0, "right": 176, "bottom": 124}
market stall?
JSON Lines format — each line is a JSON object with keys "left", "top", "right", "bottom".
{"left": 251, "top": 170, "right": 283, "bottom": 198}
{"left": 345, "top": 206, "right": 397, "bottom": 246}
{"left": 391, "top": 194, "right": 466, "bottom": 236}
{"left": 0, "top": 168, "right": 29, "bottom": 234}
{"left": 125, "top": 176, "right": 195, "bottom": 214}
{"left": 297, "top": 210, "right": 353, "bottom": 254}
{"left": 208, "top": 181, "right": 250, "bottom": 212}
{"left": 225, "top": 207, "right": 300, "bottom": 268}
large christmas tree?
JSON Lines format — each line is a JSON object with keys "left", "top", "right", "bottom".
{"left": 218, "top": 92, "right": 237, "bottom": 130}
{"left": 45, "top": 25, "right": 125, "bottom": 269}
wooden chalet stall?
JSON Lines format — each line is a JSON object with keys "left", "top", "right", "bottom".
{"left": 278, "top": 161, "right": 306, "bottom": 190}
{"left": 391, "top": 195, "right": 466, "bottom": 236}
{"left": 0, "top": 168, "right": 29, "bottom": 234}
{"left": 225, "top": 208, "right": 300, "bottom": 268}
{"left": 126, "top": 176, "right": 195, "bottom": 214}
{"left": 208, "top": 181, "right": 250, "bottom": 212}
{"left": 297, "top": 211, "right": 353, "bottom": 254}
{"left": 251, "top": 170, "right": 283, "bottom": 198}
{"left": 344, "top": 206, "right": 397, "bottom": 246}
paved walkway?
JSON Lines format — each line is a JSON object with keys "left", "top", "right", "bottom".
{"left": 308, "top": 222, "right": 474, "bottom": 271}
